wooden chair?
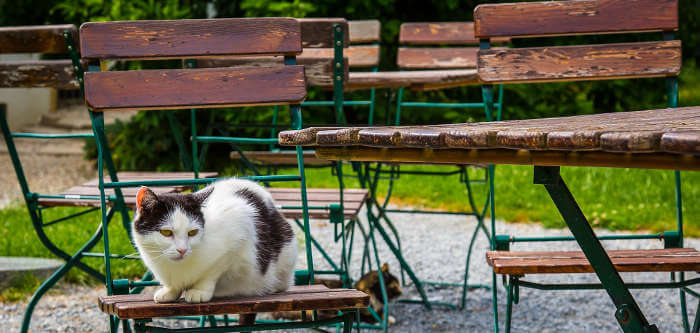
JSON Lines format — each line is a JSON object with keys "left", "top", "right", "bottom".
{"left": 473, "top": 1, "right": 693, "bottom": 331}
{"left": 79, "top": 18, "right": 368, "bottom": 332}
{"left": 0, "top": 25, "right": 215, "bottom": 333}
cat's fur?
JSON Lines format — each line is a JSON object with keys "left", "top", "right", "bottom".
{"left": 132, "top": 178, "right": 297, "bottom": 303}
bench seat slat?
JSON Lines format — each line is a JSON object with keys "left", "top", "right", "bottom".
{"left": 477, "top": 41, "right": 681, "bottom": 84}
{"left": 349, "top": 20, "right": 380, "bottom": 43}
{"left": 301, "top": 46, "right": 380, "bottom": 68}
{"left": 399, "top": 22, "right": 509, "bottom": 45}
{"left": 346, "top": 69, "right": 479, "bottom": 92}
{"left": 98, "top": 285, "right": 369, "bottom": 319}
{"left": 0, "top": 25, "right": 77, "bottom": 54}
{"left": 84, "top": 66, "right": 307, "bottom": 111}
{"left": 486, "top": 248, "right": 700, "bottom": 274}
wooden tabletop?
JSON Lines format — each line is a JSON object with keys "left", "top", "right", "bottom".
{"left": 279, "top": 108, "right": 699, "bottom": 171}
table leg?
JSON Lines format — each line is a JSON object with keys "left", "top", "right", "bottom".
{"left": 533, "top": 166, "right": 658, "bottom": 333}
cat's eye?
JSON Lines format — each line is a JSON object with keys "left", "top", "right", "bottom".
{"left": 159, "top": 229, "right": 173, "bottom": 237}
{"left": 188, "top": 230, "right": 199, "bottom": 237}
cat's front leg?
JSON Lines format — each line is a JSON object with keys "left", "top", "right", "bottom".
{"left": 182, "top": 279, "right": 217, "bottom": 303}
{"left": 154, "top": 286, "right": 181, "bottom": 303}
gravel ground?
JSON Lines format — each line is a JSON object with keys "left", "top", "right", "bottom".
{"left": 2, "top": 209, "right": 697, "bottom": 332}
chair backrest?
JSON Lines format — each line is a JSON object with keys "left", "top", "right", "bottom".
{"left": 397, "top": 22, "right": 508, "bottom": 70}
{"left": 296, "top": 19, "right": 380, "bottom": 69}
{"left": 474, "top": 0, "right": 680, "bottom": 84}
{"left": 79, "top": 18, "right": 306, "bottom": 111}
{"left": 0, "top": 25, "right": 80, "bottom": 90}
{"left": 195, "top": 18, "right": 349, "bottom": 88}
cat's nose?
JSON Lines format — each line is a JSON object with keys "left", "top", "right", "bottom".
{"left": 176, "top": 248, "right": 187, "bottom": 255}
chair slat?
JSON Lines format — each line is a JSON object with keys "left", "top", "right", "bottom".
{"left": 80, "top": 18, "right": 302, "bottom": 60}
{"left": 477, "top": 41, "right": 681, "bottom": 84}
{"left": 298, "top": 18, "right": 349, "bottom": 48}
{"left": 398, "top": 47, "right": 478, "bottom": 69}
{"left": 349, "top": 20, "right": 380, "bottom": 43}
{"left": 300, "top": 45, "right": 379, "bottom": 68}
{"left": 0, "top": 25, "right": 77, "bottom": 54}
{"left": 84, "top": 66, "right": 306, "bottom": 111}
{"left": 0, "top": 60, "right": 79, "bottom": 89}
{"left": 400, "top": 22, "right": 509, "bottom": 45}
{"left": 474, "top": 0, "right": 678, "bottom": 38}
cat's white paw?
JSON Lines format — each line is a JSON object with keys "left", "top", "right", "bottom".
{"left": 182, "top": 288, "right": 213, "bottom": 303}
{"left": 154, "top": 287, "right": 180, "bottom": 303}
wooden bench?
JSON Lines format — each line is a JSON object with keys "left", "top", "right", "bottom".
{"left": 99, "top": 285, "right": 368, "bottom": 319}
{"left": 281, "top": 0, "right": 695, "bottom": 331}
{"left": 81, "top": 18, "right": 368, "bottom": 332}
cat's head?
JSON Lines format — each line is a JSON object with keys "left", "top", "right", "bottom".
{"left": 132, "top": 186, "right": 211, "bottom": 262}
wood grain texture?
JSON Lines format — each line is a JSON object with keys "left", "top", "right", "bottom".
{"left": 80, "top": 18, "right": 302, "bottom": 60}
{"left": 661, "top": 131, "right": 700, "bottom": 154}
{"left": 0, "top": 25, "right": 77, "bottom": 54}
{"left": 84, "top": 65, "right": 306, "bottom": 111}
{"left": 400, "top": 22, "right": 509, "bottom": 45}
{"left": 0, "top": 60, "right": 79, "bottom": 89}
{"left": 229, "top": 150, "right": 332, "bottom": 166}
{"left": 349, "top": 20, "right": 380, "bottom": 43}
{"left": 278, "top": 108, "right": 700, "bottom": 156}
{"left": 478, "top": 40, "right": 681, "bottom": 84}
{"left": 98, "top": 285, "right": 369, "bottom": 319}
{"left": 195, "top": 54, "right": 348, "bottom": 88}
{"left": 301, "top": 45, "right": 380, "bottom": 68}
{"left": 346, "top": 69, "right": 479, "bottom": 91}
{"left": 398, "top": 47, "right": 478, "bottom": 69}
{"left": 298, "top": 18, "right": 349, "bottom": 48}
{"left": 486, "top": 248, "right": 700, "bottom": 274}
{"left": 474, "top": 0, "right": 678, "bottom": 38}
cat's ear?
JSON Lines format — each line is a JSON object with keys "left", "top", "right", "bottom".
{"left": 136, "top": 186, "right": 158, "bottom": 212}
{"left": 381, "top": 263, "right": 389, "bottom": 272}
{"left": 193, "top": 186, "right": 214, "bottom": 204}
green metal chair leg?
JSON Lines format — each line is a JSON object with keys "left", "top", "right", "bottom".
{"left": 20, "top": 220, "right": 108, "bottom": 333}
{"left": 692, "top": 297, "right": 700, "bottom": 333}
{"left": 505, "top": 276, "right": 514, "bottom": 333}
{"left": 342, "top": 311, "right": 354, "bottom": 333}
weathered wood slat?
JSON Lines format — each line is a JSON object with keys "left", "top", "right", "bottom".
{"left": 477, "top": 41, "right": 681, "bottom": 84}
{"left": 398, "top": 47, "right": 478, "bottom": 69}
{"left": 0, "top": 25, "right": 77, "bottom": 54}
{"left": 399, "top": 22, "right": 509, "bottom": 45}
{"left": 474, "top": 0, "right": 678, "bottom": 38}
{"left": 278, "top": 108, "right": 700, "bottom": 158}
{"left": 486, "top": 248, "right": 700, "bottom": 274}
{"left": 229, "top": 150, "right": 333, "bottom": 166}
{"left": 80, "top": 18, "right": 302, "bottom": 60}
{"left": 349, "top": 20, "right": 380, "bottom": 43}
{"left": 98, "top": 285, "right": 369, "bottom": 319}
{"left": 195, "top": 54, "right": 348, "bottom": 88}
{"left": 84, "top": 66, "right": 306, "bottom": 111}
{"left": 298, "top": 18, "right": 349, "bottom": 48}
{"left": 301, "top": 46, "right": 380, "bottom": 68}
{"left": 346, "top": 69, "right": 479, "bottom": 92}
{"left": 0, "top": 60, "right": 79, "bottom": 89}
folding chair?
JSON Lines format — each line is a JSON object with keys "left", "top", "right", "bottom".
{"left": 79, "top": 18, "right": 368, "bottom": 332}
{"left": 472, "top": 0, "right": 698, "bottom": 331}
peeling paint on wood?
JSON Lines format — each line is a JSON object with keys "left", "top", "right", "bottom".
{"left": 0, "top": 60, "right": 79, "bottom": 89}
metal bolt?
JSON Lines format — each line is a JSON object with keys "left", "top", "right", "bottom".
{"left": 336, "top": 41, "right": 341, "bottom": 46}
{"left": 74, "top": 66, "right": 79, "bottom": 71}
{"left": 336, "top": 27, "right": 341, "bottom": 32}
{"left": 616, "top": 308, "right": 630, "bottom": 323}
{"left": 336, "top": 62, "right": 341, "bottom": 68}
{"left": 67, "top": 45, "right": 72, "bottom": 50}
{"left": 336, "top": 76, "right": 341, "bottom": 81}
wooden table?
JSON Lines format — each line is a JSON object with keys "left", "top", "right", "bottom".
{"left": 280, "top": 107, "right": 700, "bottom": 330}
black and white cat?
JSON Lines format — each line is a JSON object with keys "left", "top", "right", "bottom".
{"left": 131, "top": 179, "right": 297, "bottom": 303}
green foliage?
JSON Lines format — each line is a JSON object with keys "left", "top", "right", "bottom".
{"left": 51, "top": 0, "right": 197, "bottom": 24}
{"left": 240, "top": 0, "right": 316, "bottom": 17}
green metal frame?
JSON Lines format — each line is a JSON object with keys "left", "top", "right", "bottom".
{"left": 87, "top": 51, "right": 359, "bottom": 332}
{"left": 349, "top": 49, "right": 505, "bottom": 312}
{"left": 0, "top": 30, "right": 137, "bottom": 333}
{"left": 483, "top": 31, "right": 698, "bottom": 333}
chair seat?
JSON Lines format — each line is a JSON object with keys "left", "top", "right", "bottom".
{"left": 230, "top": 150, "right": 332, "bottom": 167}
{"left": 37, "top": 172, "right": 218, "bottom": 208}
{"left": 98, "top": 285, "right": 369, "bottom": 319}
{"left": 345, "top": 69, "right": 479, "bottom": 92}
{"left": 486, "top": 248, "right": 700, "bottom": 275}
{"left": 273, "top": 188, "right": 369, "bottom": 220}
